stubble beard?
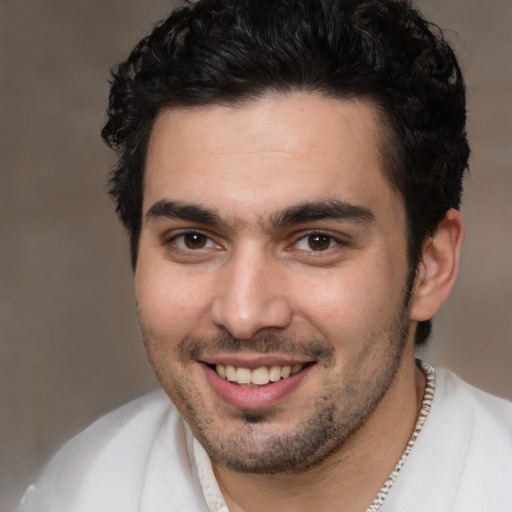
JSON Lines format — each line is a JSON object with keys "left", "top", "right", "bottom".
{"left": 141, "top": 299, "right": 411, "bottom": 475}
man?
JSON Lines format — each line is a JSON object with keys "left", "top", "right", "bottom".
{"left": 19, "top": 0, "right": 512, "bottom": 511}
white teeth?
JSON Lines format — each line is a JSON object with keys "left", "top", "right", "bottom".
{"left": 269, "top": 365, "right": 282, "bottom": 382}
{"left": 251, "top": 367, "right": 270, "bottom": 385}
{"left": 235, "top": 367, "right": 252, "bottom": 384}
{"left": 226, "top": 365, "right": 236, "bottom": 382}
{"left": 214, "top": 363, "right": 305, "bottom": 386}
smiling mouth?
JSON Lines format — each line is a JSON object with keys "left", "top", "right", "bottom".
{"left": 210, "top": 363, "right": 311, "bottom": 387}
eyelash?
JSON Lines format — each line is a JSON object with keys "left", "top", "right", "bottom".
{"left": 166, "top": 229, "right": 345, "bottom": 254}
{"left": 167, "top": 230, "right": 220, "bottom": 251}
{"left": 293, "top": 231, "right": 345, "bottom": 252}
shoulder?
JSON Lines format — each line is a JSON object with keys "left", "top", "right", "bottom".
{"left": 19, "top": 389, "right": 186, "bottom": 512}
{"left": 435, "top": 367, "right": 512, "bottom": 479}
{"left": 431, "top": 367, "right": 512, "bottom": 510}
{"left": 436, "top": 365, "right": 512, "bottom": 431}
{"left": 385, "top": 365, "right": 512, "bottom": 512}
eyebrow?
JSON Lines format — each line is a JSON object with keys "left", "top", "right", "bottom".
{"left": 145, "top": 198, "right": 374, "bottom": 231}
{"left": 269, "top": 199, "right": 374, "bottom": 230}
{"left": 145, "top": 200, "right": 227, "bottom": 228}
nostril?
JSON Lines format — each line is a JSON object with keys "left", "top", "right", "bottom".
{"left": 210, "top": 298, "right": 293, "bottom": 339}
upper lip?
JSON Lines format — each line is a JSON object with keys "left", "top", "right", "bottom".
{"left": 199, "top": 354, "right": 315, "bottom": 369}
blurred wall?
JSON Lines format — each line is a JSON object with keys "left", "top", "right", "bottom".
{"left": 0, "top": 0, "right": 510, "bottom": 509}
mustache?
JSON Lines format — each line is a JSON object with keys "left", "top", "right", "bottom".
{"left": 178, "top": 332, "right": 334, "bottom": 363}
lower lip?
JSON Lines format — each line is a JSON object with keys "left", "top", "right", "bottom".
{"left": 202, "top": 363, "right": 314, "bottom": 410}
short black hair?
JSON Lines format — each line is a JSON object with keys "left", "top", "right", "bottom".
{"left": 102, "top": 0, "right": 469, "bottom": 345}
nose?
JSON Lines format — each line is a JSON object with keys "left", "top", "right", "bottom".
{"left": 210, "top": 246, "right": 293, "bottom": 340}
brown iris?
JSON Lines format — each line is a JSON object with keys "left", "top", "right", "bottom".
{"left": 184, "top": 232, "right": 208, "bottom": 249}
{"left": 308, "top": 234, "right": 331, "bottom": 251}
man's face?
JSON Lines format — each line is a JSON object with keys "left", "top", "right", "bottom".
{"left": 137, "top": 93, "right": 415, "bottom": 473}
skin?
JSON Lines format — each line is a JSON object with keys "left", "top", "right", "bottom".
{"left": 136, "top": 93, "right": 464, "bottom": 512}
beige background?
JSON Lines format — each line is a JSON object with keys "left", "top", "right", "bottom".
{"left": 0, "top": 0, "right": 510, "bottom": 509}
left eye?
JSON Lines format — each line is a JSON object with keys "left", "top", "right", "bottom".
{"left": 172, "top": 232, "right": 216, "bottom": 250}
{"left": 295, "top": 233, "right": 340, "bottom": 251}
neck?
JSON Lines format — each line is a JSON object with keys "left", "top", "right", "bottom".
{"left": 213, "top": 352, "right": 426, "bottom": 512}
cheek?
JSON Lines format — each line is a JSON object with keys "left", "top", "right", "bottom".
{"left": 293, "top": 260, "right": 406, "bottom": 341}
{"left": 135, "top": 263, "right": 214, "bottom": 340}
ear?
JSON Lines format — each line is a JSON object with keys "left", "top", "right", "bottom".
{"left": 410, "top": 208, "right": 465, "bottom": 321}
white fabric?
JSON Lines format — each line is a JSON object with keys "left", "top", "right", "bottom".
{"left": 19, "top": 366, "right": 512, "bottom": 512}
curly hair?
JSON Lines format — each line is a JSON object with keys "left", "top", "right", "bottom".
{"left": 102, "top": 0, "right": 469, "bottom": 345}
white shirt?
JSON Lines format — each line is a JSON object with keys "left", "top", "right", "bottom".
{"left": 19, "top": 365, "right": 512, "bottom": 512}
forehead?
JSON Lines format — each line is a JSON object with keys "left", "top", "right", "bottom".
{"left": 143, "top": 93, "right": 401, "bottom": 225}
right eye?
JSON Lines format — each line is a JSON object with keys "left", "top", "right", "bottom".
{"left": 170, "top": 231, "right": 217, "bottom": 250}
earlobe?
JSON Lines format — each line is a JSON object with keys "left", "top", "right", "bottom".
{"left": 410, "top": 208, "right": 465, "bottom": 321}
